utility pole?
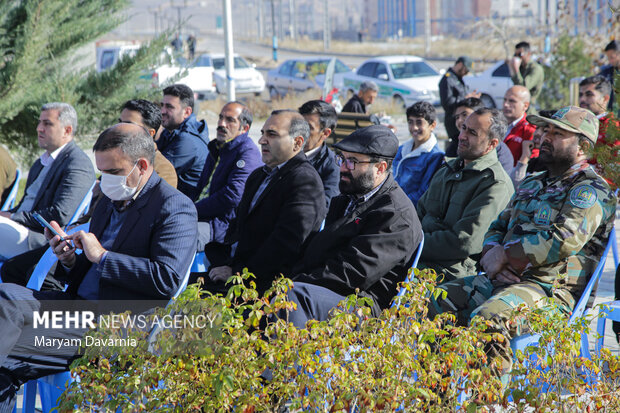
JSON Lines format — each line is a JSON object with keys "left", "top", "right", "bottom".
{"left": 278, "top": 0, "right": 284, "bottom": 40}
{"left": 288, "top": 0, "right": 296, "bottom": 41}
{"left": 271, "top": 0, "right": 278, "bottom": 61}
{"left": 323, "top": 0, "right": 330, "bottom": 50}
{"left": 424, "top": 0, "right": 431, "bottom": 56}
{"left": 223, "top": 0, "right": 235, "bottom": 101}
{"left": 257, "top": 0, "right": 264, "bottom": 39}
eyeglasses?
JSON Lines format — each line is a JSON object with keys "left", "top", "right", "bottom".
{"left": 336, "top": 155, "right": 374, "bottom": 170}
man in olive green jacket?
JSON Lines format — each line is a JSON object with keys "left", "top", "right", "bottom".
{"left": 417, "top": 107, "right": 514, "bottom": 281}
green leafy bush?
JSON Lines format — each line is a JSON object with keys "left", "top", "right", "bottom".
{"left": 57, "top": 269, "right": 620, "bottom": 412}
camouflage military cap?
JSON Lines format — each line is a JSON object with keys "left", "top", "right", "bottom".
{"left": 526, "top": 106, "right": 599, "bottom": 144}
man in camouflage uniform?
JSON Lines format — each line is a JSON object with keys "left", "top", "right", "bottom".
{"left": 429, "top": 106, "right": 617, "bottom": 376}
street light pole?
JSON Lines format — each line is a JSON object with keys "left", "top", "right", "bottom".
{"left": 271, "top": 0, "right": 278, "bottom": 61}
{"left": 223, "top": 0, "right": 236, "bottom": 101}
{"left": 323, "top": 0, "right": 330, "bottom": 51}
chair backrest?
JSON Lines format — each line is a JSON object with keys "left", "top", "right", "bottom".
{"left": 392, "top": 235, "right": 425, "bottom": 304}
{"left": 66, "top": 181, "right": 96, "bottom": 226}
{"left": 1, "top": 169, "right": 21, "bottom": 211}
{"left": 26, "top": 223, "right": 90, "bottom": 291}
{"left": 568, "top": 225, "right": 615, "bottom": 325}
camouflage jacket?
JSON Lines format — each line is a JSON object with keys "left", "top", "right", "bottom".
{"left": 484, "top": 161, "right": 617, "bottom": 303}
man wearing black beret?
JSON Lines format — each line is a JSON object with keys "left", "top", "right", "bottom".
{"left": 285, "top": 125, "right": 423, "bottom": 326}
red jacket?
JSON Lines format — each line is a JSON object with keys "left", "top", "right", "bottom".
{"left": 504, "top": 116, "right": 536, "bottom": 165}
{"left": 589, "top": 114, "right": 620, "bottom": 186}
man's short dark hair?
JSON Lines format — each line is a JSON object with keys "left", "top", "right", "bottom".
{"left": 270, "top": 109, "right": 310, "bottom": 144}
{"left": 455, "top": 97, "right": 484, "bottom": 111}
{"left": 405, "top": 101, "right": 436, "bottom": 124}
{"left": 515, "top": 41, "right": 531, "bottom": 52}
{"left": 473, "top": 107, "right": 507, "bottom": 142}
{"left": 228, "top": 101, "right": 253, "bottom": 129}
{"left": 93, "top": 124, "right": 156, "bottom": 164}
{"left": 122, "top": 99, "right": 162, "bottom": 131}
{"left": 604, "top": 40, "right": 618, "bottom": 52}
{"left": 579, "top": 75, "right": 612, "bottom": 97}
{"left": 298, "top": 100, "right": 337, "bottom": 131}
{"left": 163, "top": 84, "right": 194, "bottom": 111}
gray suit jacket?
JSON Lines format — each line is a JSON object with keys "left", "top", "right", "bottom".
{"left": 11, "top": 140, "right": 95, "bottom": 245}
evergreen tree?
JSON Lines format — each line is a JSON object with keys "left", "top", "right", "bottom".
{"left": 0, "top": 0, "right": 170, "bottom": 160}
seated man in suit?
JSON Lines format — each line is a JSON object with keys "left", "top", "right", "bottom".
{"left": 0, "top": 123, "right": 198, "bottom": 411}
{"left": 298, "top": 99, "right": 340, "bottom": 208}
{"left": 156, "top": 84, "right": 209, "bottom": 197}
{"left": 284, "top": 125, "right": 423, "bottom": 327}
{"left": 0, "top": 102, "right": 95, "bottom": 259}
{"left": 203, "top": 110, "right": 327, "bottom": 294}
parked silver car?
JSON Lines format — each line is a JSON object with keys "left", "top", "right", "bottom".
{"left": 266, "top": 57, "right": 352, "bottom": 99}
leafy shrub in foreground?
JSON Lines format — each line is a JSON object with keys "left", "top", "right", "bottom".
{"left": 58, "top": 268, "right": 620, "bottom": 412}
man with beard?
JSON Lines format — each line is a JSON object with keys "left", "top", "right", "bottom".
{"left": 190, "top": 101, "right": 262, "bottom": 249}
{"left": 283, "top": 125, "right": 423, "bottom": 327}
{"left": 417, "top": 107, "right": 514, "bottom": 281}
{"left": 157, "top": 84, "right": 209, "bottom": 197}
{"left": 429, "top": 106, "right": 616, "bottom": 380}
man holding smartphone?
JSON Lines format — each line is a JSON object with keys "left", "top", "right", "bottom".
{"left": 0, "top": 123, "right": 198, "bottom": 411}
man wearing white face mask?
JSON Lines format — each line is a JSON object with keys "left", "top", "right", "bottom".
{"left": 0, "top": 123, "right": 197, "bottom": 410}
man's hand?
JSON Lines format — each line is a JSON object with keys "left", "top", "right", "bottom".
{"left": 465, "top": 91, "right": 481, "bottom": 99}
{"left": 209, "top": 266, "right": 233, "bottom": 283}
{"left": 519, "top": 140, "right": 534, "bottom": 164}
{"left": 47, "top": 221, "right": 77, "bottom": 268}
{"left": 495, "top": 268, "right": 521, "bottom": 285}
{"left": 480, "top": 244, "right": 509, "bottom": 279}
{"left": 0, "top": 211, "right": 11, "bottom": 219}
{"left": 71, "top": 230, "right": 107, "bottom": 265}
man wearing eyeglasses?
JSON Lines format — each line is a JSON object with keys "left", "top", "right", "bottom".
{"left": 283, "top": 125, "right": 423, "bottom": 327}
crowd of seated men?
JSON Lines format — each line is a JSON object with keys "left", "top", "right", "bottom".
{"left": 0, "top": 54, "right": 617, "bottom": 408}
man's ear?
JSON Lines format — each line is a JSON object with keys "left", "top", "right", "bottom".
{"left": 488, "top": 137, "right": 499, "bottom": 151}
{"left": 429, "top": 120, "right": 437, "bottom": 131}
{"left": 375, "top": 159, "right": 388, "bottom": 174}
{"left": 293, "top": 135, "right": 305, "bottom": 152}
{"left": 319, "top": 127, "right": 332, "bottom": 143}
{"left": 137, "top": 158, "right": 149, "bottom": 172}
{"left": 523, "top": 101, "right": 530, "bottom": 112}
{"left": 183, "top": 105, "right": 193, "bottom": 119}
{"left": 241, "top": 123, "right": 250, "bottom": 134}
{"left": 578, "top": 139, "right": 592, "bottom": 157}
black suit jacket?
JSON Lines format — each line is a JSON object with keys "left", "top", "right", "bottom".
{"left": 59, "top": 173, "right": 198, "bottom": 301}
{"left": 309, "top": 143, "right": 340, "bottom": 209}
{"left": 206, "top": 151, "right": 327, "bottom": 293}
{"left": 11, "top": 140, "right": 95, "bottom": 232}
{"left": 293, "top": 174, "right": 422, "bottom": 314}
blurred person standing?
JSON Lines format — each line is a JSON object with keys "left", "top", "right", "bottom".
{"left": 600, "top": 40, "right": 619, "bottom": 110}
{"left": 501, "top": 86, "right": 537, "bottom": 164}
{"left": 508, "top": 42, "right": 544, "bottom": 114}
{"left": 439, "top": 56, "right": 480, "bottom": 157}
{"left": 342, "top": 81, "right": 378, "bottom": 114}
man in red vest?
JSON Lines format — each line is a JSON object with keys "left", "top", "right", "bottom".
{"left": 579, "top": 75, "right": 619, "bottom": 185}
{"left": 501, "top": 85, "right": 537, "bottom": 165}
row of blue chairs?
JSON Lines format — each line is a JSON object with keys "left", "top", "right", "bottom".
{"left": 0, "top": 169, "right": 21, "bottom": 212}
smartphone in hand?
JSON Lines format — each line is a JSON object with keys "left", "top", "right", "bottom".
{"left": 32, "top": 212, "right": 69, "bottom": 243}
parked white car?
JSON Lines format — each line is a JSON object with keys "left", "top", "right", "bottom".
{"left": 198, "top": 54, "right": 266, "bottom": 96}
{"left": 342, "top": 55, "right": 441, "bottom": 108}
{"left": 96, "top": 42, "right": 140, "bottom": 73}
{"left": 464, "top": 60, "right": 513, "bottom": 108}
{"left": 155, "top": 54, "right": 216, "bottom": 99}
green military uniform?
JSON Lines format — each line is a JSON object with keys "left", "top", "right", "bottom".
{"left": 511, "top": 61, "right": 544, "bottom": 114}
{"left": 417, "top": 149, "right": 514, "bottom": 281}
{"left": 429, "top": 106, "right": 617, "bottom": 376}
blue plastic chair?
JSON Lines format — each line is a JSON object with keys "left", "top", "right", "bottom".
{"left": 391, "top": 235, "right": 424, "bottom": 306}
{"left": 1, "top": 169, "right": 21, "bottom": 211}
{"left": 66, "top": 182, "right": 95, "bottom": 226}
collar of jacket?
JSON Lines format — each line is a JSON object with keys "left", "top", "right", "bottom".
{"left": 446, "top": 149, "right": 500, "bottom": 175}
{"left": 309, "top": 143, "right": 330, "bottom": 165}
{"left": 207, "top": 131, "right": 250, "bottom": 154}
{"left": 340, "top": 173, "right": 397, "bottom": 218}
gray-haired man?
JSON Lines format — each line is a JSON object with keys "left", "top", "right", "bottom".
{"left": 0, "top": 102, "right": 95, "bottom": 259}
{"left": 342, "top": 80, "right": 379, "bottom": 114}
